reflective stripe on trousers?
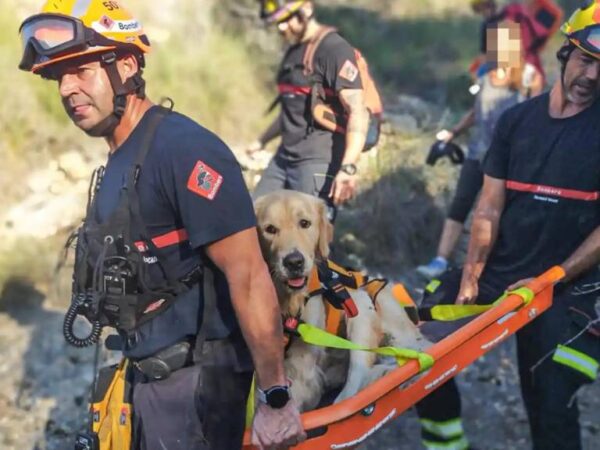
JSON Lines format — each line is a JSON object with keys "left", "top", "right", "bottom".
{"left": 420, "top": 418, "right": 469, "bottom": 450}
{"left": 553, "top": 344, "right": 599, "bottom": 380}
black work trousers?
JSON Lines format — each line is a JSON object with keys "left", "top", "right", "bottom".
{"left": 416, "top": 269, "right": 600, "bottom": 450}
{"left": 132, "top": 337, "right": 254, "bottom": 450}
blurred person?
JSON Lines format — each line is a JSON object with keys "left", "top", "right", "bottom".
{"left": 418, "top": 20, "right": 543, "bottom": 279}
{"left": 247, "top": 0, "right": 372, "bottom": 220}
{"left": 470, "top": 0, "right": 563, "bottom": 87}
{"left": 416, "top": 3, "right": 600, "bottom": 449}
{"left": 18, "top": 1, "right": 306, "bottom": 449}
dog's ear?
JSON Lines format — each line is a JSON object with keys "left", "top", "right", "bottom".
{"left": 317, "top": 200, "right": 333, "bottom": 258}
{"left": 253, "top": 195, "right": 267, "bottom": 222}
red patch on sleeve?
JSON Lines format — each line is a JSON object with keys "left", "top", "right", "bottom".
{"left": 186, "top": 160, "right": 223, "bottom": 200}
{"left": 339, "top": 59, "right": 359, "bottom": 82}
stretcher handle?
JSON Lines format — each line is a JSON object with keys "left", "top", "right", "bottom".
{"left": 524, "top": 265, "right": 565, "bottom": 294}
{"left": 243, "top": 266, "right": 564, "bottom": 447}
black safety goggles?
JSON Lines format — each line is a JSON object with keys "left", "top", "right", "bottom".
{"left": 18, "top": 13, "right": 97, "bottom": 71}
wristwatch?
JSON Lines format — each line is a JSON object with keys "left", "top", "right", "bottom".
{"left": 257, "top": 385, "right": 291, "bottom": 409}
{"left": 340, "top": 163, "right": 358, "bottom": 176}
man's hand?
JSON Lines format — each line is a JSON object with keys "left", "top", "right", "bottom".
{"left": 246, "top": 140, "right": 264, "bottom": 158}
{"left": 456, "top": 277, "right": 478, "bottom": 305}
{"left": 507, "top": 278, "right": 535, "bottom": 291}
{"left": 252, "top": 401, "right": 306, "bottom": 450}
{"left": 436, "top": 129, "right": 455, "bottom": 144}
{"left": 330, "top": 171, "right": 357, "bottom": 205}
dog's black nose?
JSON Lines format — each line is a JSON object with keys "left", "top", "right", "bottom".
{"left": 283, "top": 251, "right": 305, "bottom": 272}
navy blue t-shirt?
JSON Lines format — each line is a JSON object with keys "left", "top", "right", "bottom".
{"left": 95, "top": 106, "right": 256, "bottom": 358}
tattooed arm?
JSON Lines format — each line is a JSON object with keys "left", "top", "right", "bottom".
{"left": 339, "top": 88, "right": 368, "bottom": 167}
{"left": 330, "top": 88, "right": 368, "bottom": 205}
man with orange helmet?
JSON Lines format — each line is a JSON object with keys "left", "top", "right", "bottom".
{"left": 416, "top": 3, "right": 600, "bottom": 449}
{"left": 19, "top": 1, "right": 306, "bottom": 449}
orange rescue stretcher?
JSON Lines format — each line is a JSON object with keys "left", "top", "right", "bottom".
{"left": 242, "top": 266, "right": 565, "bottom": 449}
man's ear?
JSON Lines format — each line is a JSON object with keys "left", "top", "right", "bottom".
{"left": 317, "top": 200, "right": 333, "bottom": 259}
{"left": 300, "top": 1, "right": 315, "bottom": 21}
{"left": 117, "top": 53, "right": 139, "bottom": 82}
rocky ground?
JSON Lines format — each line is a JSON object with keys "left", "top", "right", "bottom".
{"left": 0, "top": 275, "right": 598, "bottom": 450}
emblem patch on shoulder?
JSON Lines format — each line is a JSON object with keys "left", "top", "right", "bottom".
{"left": 339, "top": 59, "right": 359, "bottom": 82}
{"left": 187, "top": 160, "right": 223, "bottom": 200}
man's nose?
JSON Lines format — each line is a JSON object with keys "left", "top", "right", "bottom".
{"left": 58, "top": 72, "right": 79, "bottom": 98}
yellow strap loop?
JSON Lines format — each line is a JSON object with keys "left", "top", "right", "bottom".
{"left": 246, "top": 374, "right": 256, "bottom": 427}
{"left": 427, "top": 286, "right": 535, "bottom": 321}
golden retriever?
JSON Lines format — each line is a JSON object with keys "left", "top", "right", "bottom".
{"left": 254, "top": 190, "right": 430, "bottom": 412}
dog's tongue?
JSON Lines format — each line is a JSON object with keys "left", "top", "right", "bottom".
{"left": 287, "top": 277, "right": 306, "bottom": 288}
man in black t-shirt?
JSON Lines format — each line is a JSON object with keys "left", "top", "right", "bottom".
{"left": 248, "top": 0, "right": 370, "bottom": 219}
{"left": 416, "top": 5, "right": 600, "bottom": 450}
{"left": 18, "top": 1, "right": 305, "bottom": 449}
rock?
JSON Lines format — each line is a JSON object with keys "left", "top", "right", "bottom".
{"left": 385, "top": 113, "right": 419, "bottom": 135}
{"left": 57, "top": 151, "right": 90, "bottom": 180}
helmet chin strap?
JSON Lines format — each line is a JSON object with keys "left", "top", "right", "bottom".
{"left": 85, "top": 52, "right": 146, "bottom": 138}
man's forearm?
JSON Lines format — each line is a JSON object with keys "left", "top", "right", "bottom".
{"left": 560, "top": 225, "right": 600, "bottom": 282}
{"left": 452, "top": 109, "right": 475, "bottom": 137}
{"left": 463, "top": 204, "right": 501, "bottom": 283}
{"left": 258, "top": 113, "right": 282, "bottom": 147}
{"left": 228, "top": 258, "right": 287, "bottom": 388}
{"left": 342, "top": 109, "right": 368, "bottom": 164}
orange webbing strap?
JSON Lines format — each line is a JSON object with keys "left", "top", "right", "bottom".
{"left": 364, "top": 279, "right": 387, "bottom": 302}
{"left": 307, "top": 265, "right": 321, "bottom": 294}
{"left": 326, "top": 260, "right": 367, "bottom": 289}
{"left": 302, "top": 26, "right": 337, "bottom": 75}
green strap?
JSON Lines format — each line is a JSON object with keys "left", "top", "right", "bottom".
{"left": 246, "top": 374, "right": 256, "bottom": 427}
{"left": 425, "top": 279, "right": 441, "bottom": 294}
{"left": 428, "top": 304, "right": 491, "bottom": 321}
{"left": 297, "top": 323, "right": 435, "bottom": 371}
{"left": 426, "top": 287, "right": 535, "bottom": 321}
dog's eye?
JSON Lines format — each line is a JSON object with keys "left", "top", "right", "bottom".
{"left": 264, "top": 224, "right": 278, "bottom": 235}
{"left": 299, "top": 219, "right": 311, "bottom": 229}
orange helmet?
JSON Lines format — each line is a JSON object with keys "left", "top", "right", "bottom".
{"left": 19, "top": 0, "right": 150, "bottom": 74}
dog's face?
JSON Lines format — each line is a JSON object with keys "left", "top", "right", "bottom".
{"left": 254, "top": 190, "right": 332, "bottom": 293}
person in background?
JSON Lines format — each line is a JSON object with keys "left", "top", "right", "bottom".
{"left": 418, "top": 20, "right": 543, "bottom": 279}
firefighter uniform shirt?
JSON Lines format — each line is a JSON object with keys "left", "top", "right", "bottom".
{"left": 95, "top": 106, "right": 256, "bottom": 358}
{"left": 482, "top": 93, "right": 600, "bottom": 287}
{"left": 277, "top": 32, "right": 363, "bottom": 161}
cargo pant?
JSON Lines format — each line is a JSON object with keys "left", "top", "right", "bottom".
{"left": 131, "top": 335, "right": 254, "bottom": 450}
{"left": 415, "top": 269, "right": 600, "bottom": 450}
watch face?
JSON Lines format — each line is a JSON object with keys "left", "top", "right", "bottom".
{"left": 266, "top": 386, "right": 290, "bottom": 409}
{"left": 341, "top": 164, "right": 357, "bottom": 175}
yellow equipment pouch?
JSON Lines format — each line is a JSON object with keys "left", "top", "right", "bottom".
{"left": 90, "top": 359, "right": 133, "bottom": 450}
